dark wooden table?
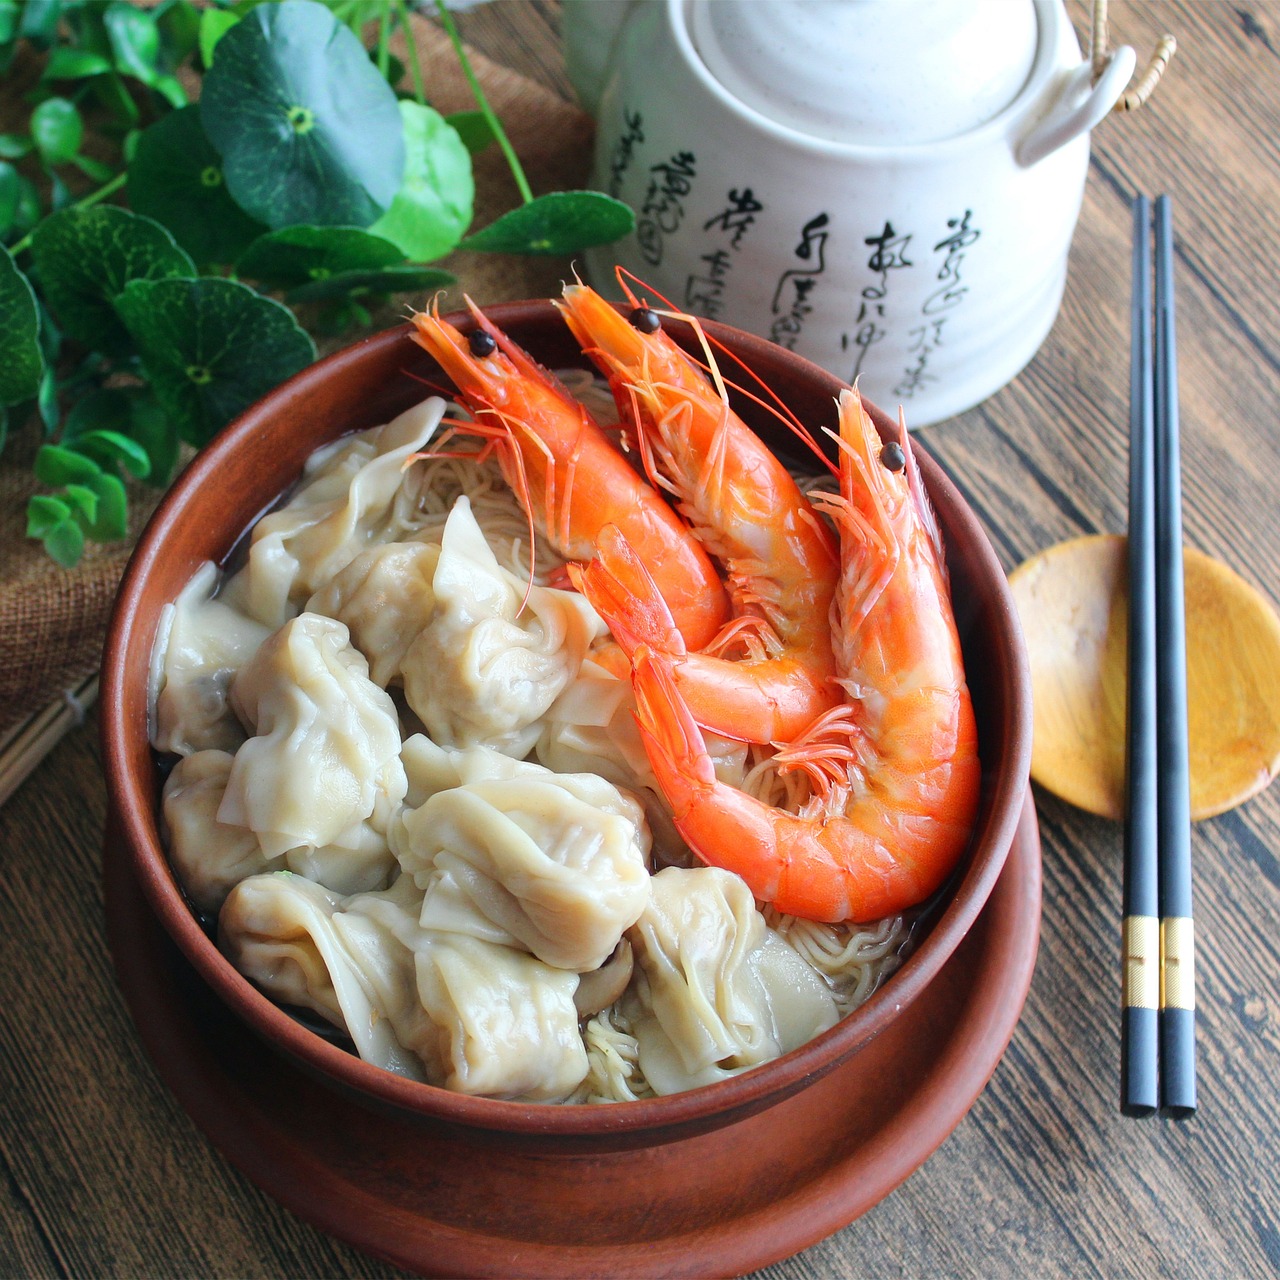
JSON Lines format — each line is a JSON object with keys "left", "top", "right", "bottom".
{"left": 4, "top": 2, "right": 1280, "bottom": 1276}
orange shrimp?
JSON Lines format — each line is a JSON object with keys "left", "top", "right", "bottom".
{"left": 557, "top": 282, "right": 842, "bottom": 745}
{"left": 409, "top": 300, "right": 730, "bottom": 652}
{"left": 622, "top": 388, "right": 981, "bottom": 922}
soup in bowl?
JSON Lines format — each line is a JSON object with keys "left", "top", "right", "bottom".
{"left": 101, "top": 296, "right": 1032, "bottom": 1154}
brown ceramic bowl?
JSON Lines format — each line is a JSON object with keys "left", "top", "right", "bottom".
{"left": 101, "top": 301, "right": 1032, "bottom": 1156}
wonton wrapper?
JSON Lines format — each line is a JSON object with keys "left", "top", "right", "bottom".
{"left": 414, "top": 933, "right": 588, "bottom": 1101}
{"left": 395, "top": 745, "right": 651, "bottom": 973}
{"left": 626, "top": 866, "right": 838, "bottom": 1095}
{"left": 220, "top": 872, "right": 588, "bottom": 1101}
{"left": 220, "top": 873, "right": 431, "bottom": 1081}
{"left": 305, "top": 541, "right": 440, "bottom": 689}
{"left": 401, "top": 497, "right": 604, "bottom": 758}
{"left": 237, "top": 397, "right": 446, "bottom": 629}
{"left": 222, "top": 614, "right": 407, "bottom": 857}
{"left": 150, "top": 561, "right": 270, "bottom": 756}
{"left": 163, "top": 749, "right": 398, "bottom": 913}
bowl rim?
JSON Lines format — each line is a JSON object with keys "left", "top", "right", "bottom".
{"left": 101, "top": 301, "right": 1033, "bottom": 1140}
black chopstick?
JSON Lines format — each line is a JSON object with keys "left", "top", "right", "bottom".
{"left": 1120, "top": 194, "right": 1196, "bottom": 1120}
{"left": 1121, "top": 194, "right": 1160, "bottom": 1118}
{"left": 1153, "top": 195, "right": 1196, "bottom": 1119}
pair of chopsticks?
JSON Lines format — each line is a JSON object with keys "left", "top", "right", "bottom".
{"left": 1121, "top": 195, "right": 1196, "bottom": 1120}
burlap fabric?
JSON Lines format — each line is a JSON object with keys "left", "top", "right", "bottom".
{"left": 0, "top": 19, "right": 593, "bottom": 734}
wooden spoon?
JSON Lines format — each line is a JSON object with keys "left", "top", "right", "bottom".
{"left": 1009, "top": 533, "right": 1280, "bottom": 820}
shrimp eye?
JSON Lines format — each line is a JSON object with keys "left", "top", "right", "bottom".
{"left": 469, "top": 328, "right": 498, "bottom": 358}
{"left": 629, "top": 307, "right": 662, "bottom": 334}
{"left": 879, "top": 441, "right": 907, "bottom": 472}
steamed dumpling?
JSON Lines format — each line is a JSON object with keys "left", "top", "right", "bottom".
{"left": 220, "top": 871, "right": 589, "bottom": 1100}
{"left": 163, "top": 750, "right": 277, "bottom": 913}
{"left": 221, "top": 613, "right": 407, "bottom": 857}
{"left": 305, "top": 541, "right": 440, "bottom": 687}
{"left": 150, "top": 561, "right": 270, "bottom": 756}
{"left": 163, "top": 749, "right": 398, "bottom": 912}
{"left": 394, "top": 746, "right": 651, "bottom": 972}
{"left": 219, "top": 872, "right": 431, "bottom": 1080}
{"left": 414, "top": 933, "right": 588, "bottom": 1101}
{"left": 625, "top": 866, "right": 838, "bottom": 1094}
{"left": 238, "top": 397, "right": 446, "bottom": 628}
{"left": 400, "top": 497, "right": 604, "bottom": 757}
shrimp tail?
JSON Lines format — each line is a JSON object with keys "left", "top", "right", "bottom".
{"left": 568, "top": 524, "right": 689, "bottom": 661}
{"left": 630, "top": 645, "right": 783, "bottom": 893}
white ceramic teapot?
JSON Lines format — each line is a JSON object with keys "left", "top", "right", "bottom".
{"left": 564, "top": 0, "right": 1136, "bottom": 426}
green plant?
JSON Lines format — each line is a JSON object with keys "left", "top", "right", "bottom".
{"left": 0, "top": 0, "right": 633, "bottom": 565}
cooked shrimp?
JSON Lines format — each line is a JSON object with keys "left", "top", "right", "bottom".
{"left": 557, "top": 282, "right": 841, "bottom": 745}
{"left": 622, "top": 388, "right": 981, "bottom": 922}
{"left": 408, "top": 300, "right": 729, "bottom": 651}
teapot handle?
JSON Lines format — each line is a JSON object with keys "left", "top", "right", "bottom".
{"left": 1014, "top": 45, "right": 1136, "bottom": 169}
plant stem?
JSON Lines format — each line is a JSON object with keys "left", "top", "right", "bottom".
{"left": 8, "top": 171, "right": 128, "bottom": 256}
{"left": 434, "top": 0, "right": 533, "bottom": 205}
{"left": 376, "top": 2, "right": 392, "bottom": 78}
{"left": 395, "top": 0, "right": 427, "bottom": 106}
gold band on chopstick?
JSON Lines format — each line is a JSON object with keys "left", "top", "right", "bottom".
{"left": 1122, "top": 915, "right": 1160, "bottom": 1009}
{"left": 1160, "top": 917, "right": 1196, "bottom": 1011}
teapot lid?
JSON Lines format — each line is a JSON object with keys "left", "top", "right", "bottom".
{"left": 687, "top": 0, "right": 1041, "bottom": 146}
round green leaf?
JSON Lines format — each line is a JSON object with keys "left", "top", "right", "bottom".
{"left": 0, "top": 246, "right": 43, "bottom": 406}
{"left": 31, "top": 97, "right": 83, "bottom": 165}
{"left": 199, "top": 0, "right": 405, "bottom": 230}
{"left": 42, "top": 47, "right": 113, "bottom": 80}
{"left": 72, "top": 153, "right": 116, "bottom": 183}
{"left": 18, "top": 0, "right": 61, "bottom": 48}
{"left": 68, "top": 429, "right": 152, "bottom": 479}
{"left": 12, "top": 173, "right": 40, "bottom": 235}
{"left": 151, "top": 73, "right": 188, "bottom": 110}
{"left": 35, "top": 442, "right": 100, "bottom": 486}
{"left": 128, "top": 106, "right": 265, "bottom": 265}
{"left": 104, "top": 2, "right": 161, "bottom": 85}
{"left": 285, "top": 263, "right": 454, "bottom": 304}
{"left": 460, "top": 190, "right": 636, "bottom": 256}
{"left": 27, "top": 494, "right": 70, "bottom": 540}
{"left": 236, "top": 224, "right": 404, "bottom": 290}
{"left": 198, "top": 7, "right": 238, "bottom": 68}
{"left": 41, "top": 514, "right": 86, "bottom": 567}
{"left": 368, "top": 101, "right": 473, "bottom": 262}
{"left": 0, "top": 159, "right": 18, "bottom": 235}
{"left": 78, "top": 469, "right": 128, "bottom": 541}
{"left": 66, "top": 385, "right": 176, "bottom": 486}
{"left": 30, "top": 205, "right": 196, "bottom": 354}
{"left": 36, "top": 365, "right": 59, "bottom": 434}
{"left": 156, "top": 0, "right": 201, "bottom": 72}
{"left": 114, "top": 276, "right": 316, "bottom": 446}
{"left": 62, "top": 481, "right": 99, "bottom": 523}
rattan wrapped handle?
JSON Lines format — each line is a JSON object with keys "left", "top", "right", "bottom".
{"left": 1091, "top": 0, "right": 1177, "bottom": 112}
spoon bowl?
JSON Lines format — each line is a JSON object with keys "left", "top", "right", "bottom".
{"left": 1010, "top": 533, "right": 1280, "bottom": 820}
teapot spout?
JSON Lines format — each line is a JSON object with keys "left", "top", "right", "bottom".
{"left": 1015, "top": 45, "right": 1136, "bottom": 168}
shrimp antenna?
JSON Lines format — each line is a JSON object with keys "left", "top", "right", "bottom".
{"left": 614, "top": 266, "right": 835, "bottom": 472}
{"left": 897, "top": 405, "right": 944, "bottom": 566}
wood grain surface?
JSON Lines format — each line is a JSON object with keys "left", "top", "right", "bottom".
{"left": 4, "top": 2, "right": 1280, "bottom": 1277}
